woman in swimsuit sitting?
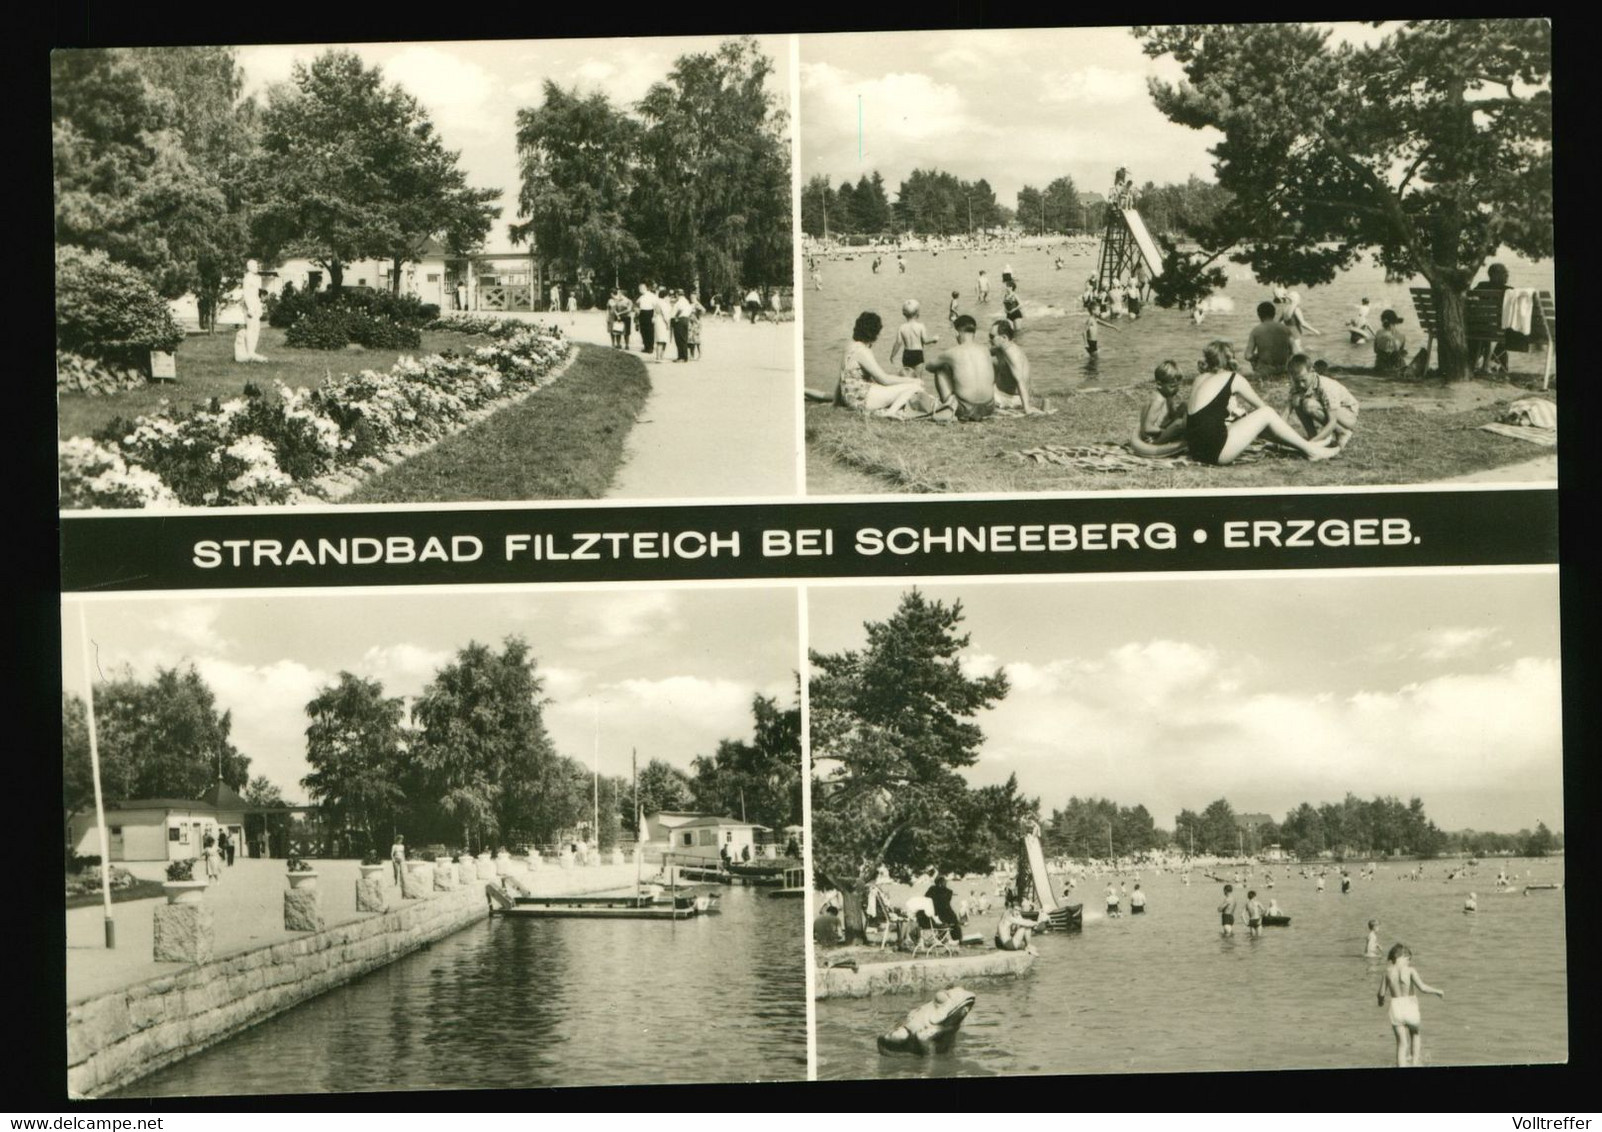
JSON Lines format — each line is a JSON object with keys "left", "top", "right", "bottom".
{"left": 1186, "top": 340, "right": 1337, "bottom": 465}
{"left": 836, "top": 311, "right": 927, "bottom": 415}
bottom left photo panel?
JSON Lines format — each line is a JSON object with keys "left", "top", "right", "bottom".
{"left": 61, "top": 585, "right": 809, "bottom": 1098}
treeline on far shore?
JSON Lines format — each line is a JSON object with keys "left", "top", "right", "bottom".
{"left": 1041, "top": 793, "right": 1561, "bottom": 863}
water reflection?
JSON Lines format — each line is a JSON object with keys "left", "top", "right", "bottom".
{"left": 118, "top": 888, "right": 804, "bottom": 1096}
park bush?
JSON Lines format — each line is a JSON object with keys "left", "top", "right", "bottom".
{"left": 61, "top": 319, "right": 573, "bottom": 508}
{"left": 55, "top": 246, "right": 184, "bottom": 364}
{"left": 281, "top": 293, "right": 426, "bottom": 351}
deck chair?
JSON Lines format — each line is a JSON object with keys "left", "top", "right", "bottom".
{"left": 910, "top": 912, "right": 960, "bottom": 957}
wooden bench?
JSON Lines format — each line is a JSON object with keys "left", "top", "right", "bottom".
{"left": 1410, "top": 286, "right": 1555, "bottom": 389}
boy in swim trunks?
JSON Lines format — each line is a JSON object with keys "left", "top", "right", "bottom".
{"left": 949, "top": 291, "right": 961, "bottom": 328}
{"left": 890, "top": 299, "right": 939, "bottom": 377}
{"left": 1377, "top": 943, "right": 1444, "bottom": 1067}
{"left": 926, "top": 315, "right": 998, "bottom": 421}
{"left": 1105, "top": 883, "right": 1120, "bottom": 918}
{"left": 1288, "top": 354, "right": 1359, "bottom": 450}
{"left": 1245, "top": 889, "right": 1265, "bottom": 937}
{"left": 1139, "top": 361, "right": 1188, "bottom": 445}
{"left": 1219, "top": 884, "right": 1237, "bottom": 937}
{"left": 989, "top": 320, "right": 1043, "bottom": 413}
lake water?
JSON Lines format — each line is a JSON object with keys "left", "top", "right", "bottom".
{"left": 116, "top": 887, "right": 806, "bottom": 1096}
{"left": 801, "top": 243, "right": 1556, "bottom": 401}
{"left": 817, "top": 857, "right": 1567, "bottom": 1079}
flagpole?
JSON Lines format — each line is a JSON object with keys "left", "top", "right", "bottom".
{"left": 77, "top": 604, "right": 115, "bottom": 948}
{"left": 633, "top": 747, "right": 641, "bottom": 891}
{"left": 591, "top": 700, "right": 599, "bottom": 855}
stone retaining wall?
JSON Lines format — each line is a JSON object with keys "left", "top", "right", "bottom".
{"left": 67, "top": 883, "right": 489, "bottom": 1097}
{"left": 815, "top": 950, "right": 1035, "bottom": 999}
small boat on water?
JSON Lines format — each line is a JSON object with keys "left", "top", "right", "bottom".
{"left": 485, "top": 881, "right": 702, "bottom": 920}
{"left": 1262, "top": 914, "right": 1292, "bottom": 927}
{"left": 1524, "top": 883, "right": 1563, "bottom": 892}
{"left": 769, "top": 865, "right": 806, "bottom": 899}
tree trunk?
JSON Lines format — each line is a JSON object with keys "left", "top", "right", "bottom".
{"left": 838, "top": 876, "right": 870, "bottom": 945}
{"left": 1434, "top": 284, "right": 1471, "bottom": 382}
{"left": 391, "top": 257, "right": 404, "bottom": 295}
{"left": 328, "top": 260, "right": 344, "bottom": 293}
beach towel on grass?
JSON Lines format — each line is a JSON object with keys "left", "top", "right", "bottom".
{"left": 1007, "top": 442, "right": 1292, "bottom": 472}
{"left": 1478, "top": 398, "right": 1557, "bottom": 446}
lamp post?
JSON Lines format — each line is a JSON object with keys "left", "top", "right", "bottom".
{"left": 1107, "top": 821, "right": 1114, "bottom": 861}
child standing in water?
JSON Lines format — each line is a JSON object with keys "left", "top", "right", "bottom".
{"left": 1377, "top": 943, "right": 1444, "bottom": 1067}
{"left": 1365, "top": 919, "right": 1381, "bottom": 957}
{"left": 889, "top": 299, "right": 939, "bottom": 377}
{"left": 1218, "top": 884, "right": 1238, "bottom": 937}
{"left": 949, "top": 291, "right": 962, "bottom": 328}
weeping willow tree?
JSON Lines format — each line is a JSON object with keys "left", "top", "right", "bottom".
{"left": 633, "top": 37, "right": 792, "bottom": 298}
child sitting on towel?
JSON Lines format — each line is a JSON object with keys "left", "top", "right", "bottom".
{"left": 1129, "top": 361, "right": 1188, "bottom": 457}
{"left": 1288, "top": 354, "right": 1359, "bottom": 451}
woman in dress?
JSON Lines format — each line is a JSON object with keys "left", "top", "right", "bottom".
{"left": 653, "top": 289, "right": 672, "bottom": 364}
{"left": 836, "top": 311, "right": 926, "bottom": 415}
{"left": 1185, "top": 340, "right": 1337, "bottom": 465}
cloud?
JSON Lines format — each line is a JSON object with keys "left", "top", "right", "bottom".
{"left": 561, "top": 591, "right": 682, "bottom": 652}
{"left": 357, "top": 643, "right": 452, "bottom": 695}
{"left": 380, "top": 45, "right": 497, "bottom": 134}
{"left": 1367, "top": 626, "right": 1510, "bottom": 664}
{"left": 151, "top": 605, "right": 227, "bottom": 653}
{"left": 606, "top": 676, "right": 754, "bottom": 731}
{"left": 192, "top": 657, "right": 331, "bottom": 800}
{"left": 236, "top": 45, "right": 302, "bottom": 98}
{"left": 1039, "top": 66, "right": 1152, "bottom": 107}
{"left": 972, "top": 643, "right": 1561, "bottom": 830}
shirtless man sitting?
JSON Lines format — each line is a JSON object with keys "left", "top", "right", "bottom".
{"left": 926, "top": 315, "right": 998, "bottom": 421}
{"left": 988, "top": 320, "right": 1044, "bottom": 413}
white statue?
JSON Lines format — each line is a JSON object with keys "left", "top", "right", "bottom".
{"left": 236, "top": 259, "right": 268, "bottom": 363}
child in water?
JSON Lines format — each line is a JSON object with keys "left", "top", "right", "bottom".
{"left": 1365, "top": 919, "right": 1381, "bottom": 957}
{"left": 1377, "top": 943, "right": 1445, "bottom": 1067}
{"left": 1288, "top": 355, "right": 1359, "bottom": 451}
{"left": 1084, "top": 306, "right": 1117, "bottom": 356}
{"left": 949, "top": 291, "right": 961, "bottom": 328}
{"left": 890, "top": 299, "right": 939, "bottom": 377}
{"left": 1218, "top": 884, "right": 1238, "bottom": 937}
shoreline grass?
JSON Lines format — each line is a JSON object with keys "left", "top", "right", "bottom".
{"left": 806, "top": 376, "right": 1556, "bottom": 494}
{"left": 57, "top": 326, "right": 487, "bottom": 441}
{"left": 345, "top": 344, "right": 651, "bottom": 503}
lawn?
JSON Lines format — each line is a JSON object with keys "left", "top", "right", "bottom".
{"left": 56, "top": 325, "right": 486, "bottom": 441}
{"left": 66, "top": 878, "right": 167, "bottom": 910}
{"left": 345, "top": 344, "right": 651, "bottom": 503}
{"left": 806, "top": 372, "right": 1557, "bottom": 494}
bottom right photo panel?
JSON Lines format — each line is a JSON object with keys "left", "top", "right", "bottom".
{"left": 806, "top": 570, "right": 1565, "bottom": 1078}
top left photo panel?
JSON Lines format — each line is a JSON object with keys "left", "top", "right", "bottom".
{"left": 55, "top": 36, "right": 800, "bottom": 511}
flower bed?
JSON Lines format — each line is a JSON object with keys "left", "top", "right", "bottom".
{"left": 60, "top": 318, "right": 571, "bottom": 508}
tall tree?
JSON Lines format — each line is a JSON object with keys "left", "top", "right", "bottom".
{"left": 251, "top": 50, "right": 498, "bottom": 293}
{"left": 689, "top": 690, "right": 802, "bottom": 831}
{"left": 512, "top": 83, "right": 643, "bottom": 289}
{"left": 243, "top": 776, "right": 288, "bottom": 809}
{"left": 800, "top": 174, "right": 832, "bottom": 238}
{"left": 52, "top": 47, "right": 256, "bottom": 320}
{"left": 64, "top": 666, "right": 249, "bottom": 806}
{"left": 636, "top": 758, "right": 697, "bottom": 819}
{"left": 300, "top": 672, "right": 408, "bottom": 854}
{"left": 810, "top": 590, "right": 1010, "bottom": 942}
{"left": 634, "top": 37, "right": 792, "bottom": 295}
{"left": 1042, "top": 176, "right": 1081, "bottom": 234}
{"left": 407, "top": 637, "right": 561, "bottom": 849}
{"left": 1136, "top": 21, "right": 1552, "bottom": 379}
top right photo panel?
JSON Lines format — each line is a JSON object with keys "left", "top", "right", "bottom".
{"left": 799, "top": 22, "right": 1556, "bottom": 496}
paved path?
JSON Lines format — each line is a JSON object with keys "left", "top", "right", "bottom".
{"left": 67, "top": 858, "right": 642, "bottom": 1003}
{"left": 495, "top": 312, "right": 799, "bottom": 499}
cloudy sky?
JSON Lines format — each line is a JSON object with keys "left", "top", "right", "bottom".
{"left": 799, "top": 24, "right": 1385, "bottom": 207}
{"left": 807, "top": 571, "right": 1563, "bottom": 835}
{"left": 63, "top": 587, "right": 799, "bottom": 803}
{"left": 234, "top": 36, "right": 791, "bottom": 250}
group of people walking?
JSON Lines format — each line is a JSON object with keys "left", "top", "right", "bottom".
{"left": 606, "top": 283, "right": 703, "bottom": 363}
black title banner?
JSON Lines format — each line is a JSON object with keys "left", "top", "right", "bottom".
{"left": 59, "top": 489, "right": 1558, "bottom": 592}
